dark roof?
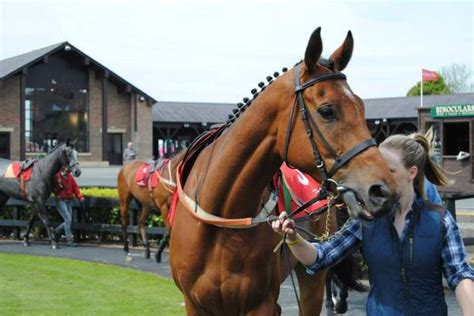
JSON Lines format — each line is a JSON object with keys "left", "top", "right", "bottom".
{"left": 154, "top": 93, "right": 474, "bottom": 123}
{"left": 153, "top": 101, "right": 235, "bottom": 123}
{"left": 0, "top": 42, "right": 156, "bottom": 103}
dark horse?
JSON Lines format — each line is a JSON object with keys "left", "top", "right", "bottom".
{"left": 0, "top": 143, "right": 81, "bottom": 249}
{"left": 170, "top": 27, "right": 398, "bottom": 315}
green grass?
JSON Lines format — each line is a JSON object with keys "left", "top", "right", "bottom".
{"left": 0, "top": 253, "right": 184, "bottom": 315}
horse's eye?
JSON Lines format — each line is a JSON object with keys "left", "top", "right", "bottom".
{"left": 317, "top": 106, "right": 336, "bottom": 120}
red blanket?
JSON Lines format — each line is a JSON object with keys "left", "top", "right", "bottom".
{"left": 274, "top": 163, "right": 328, "bottom": 218}
{"left": 135, "top": 164, "right": 159, "bottom": 188}
{"left": 3, "top": 162, "right": 34, "bottom": 182}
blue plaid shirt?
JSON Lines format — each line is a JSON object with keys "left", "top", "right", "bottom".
{"left": 306, "top": 210, "right": 474, "bottom": 291}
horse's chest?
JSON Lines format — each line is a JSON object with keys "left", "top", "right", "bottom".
{"left": 193, "top": 268, "right": 273, "bottom": 310}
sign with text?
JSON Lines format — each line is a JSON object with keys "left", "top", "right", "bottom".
{"left": 431, "top": 104, "right": 474, "bottom": 118}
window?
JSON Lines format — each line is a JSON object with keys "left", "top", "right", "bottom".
{"left": 443, "top": 122, "right": 469, "bottom": 156}
{"left": 24, "top": 87, "right": 89, "bottom": 152}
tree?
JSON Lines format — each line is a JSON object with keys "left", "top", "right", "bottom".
{"left": 406, "top": 76, "right": 451, "bottom": 96}
{"left": 440, "top": 64, "right": 473, "bottom": 93}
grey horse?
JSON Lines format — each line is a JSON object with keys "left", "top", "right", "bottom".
{"left": 0, "top": 143, "right": 81, "bottom": 249}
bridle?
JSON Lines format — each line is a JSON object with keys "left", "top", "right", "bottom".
{"left": 283, "top": 62, "right": 377, "bottom": 203}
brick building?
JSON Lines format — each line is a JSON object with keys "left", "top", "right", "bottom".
{"left": 0, "top": 42, "right": 155, "bottom": 165}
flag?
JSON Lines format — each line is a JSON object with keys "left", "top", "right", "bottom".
{"left": 422, "top": 69, "right": 439, "bottom": 81}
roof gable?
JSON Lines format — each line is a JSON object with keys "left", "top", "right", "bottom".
{"left": 0, "top": 42, "right": 156, "bottom": 103}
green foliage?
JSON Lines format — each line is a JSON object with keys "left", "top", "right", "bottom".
{"left": 0, "top": 253, "right": 184, "bottom": 315}
{"left": 406, "top": 76, "right": 451, "bottom": 96}
{"left": 81, "top": 187, "right": 118, "bottom": 198}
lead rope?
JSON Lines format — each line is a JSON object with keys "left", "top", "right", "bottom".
{"left": 283, "top": 235, "right": 303, "bottom": 316}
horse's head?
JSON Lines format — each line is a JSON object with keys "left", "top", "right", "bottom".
{"left": 60, "top": 141, "right": 81, "bottom": 177}
{"left": 274, "top": 28, "right": 398, "bottom": 220}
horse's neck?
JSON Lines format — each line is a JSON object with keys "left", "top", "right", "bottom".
{"left": 192, "top": 104, "right": 281, "bottom": 219}
{"left": 38, "top": 150, "right": 62, "bottom": 181}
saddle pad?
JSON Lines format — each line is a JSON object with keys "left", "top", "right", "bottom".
{"left": 3, "top": 162, "right": 34, "bottom": 182}
{"left": 135, "top": 164, "right": 159, "bottom": 188}
{"left": 275, "top": 163, "right": 329, "bottom": 218}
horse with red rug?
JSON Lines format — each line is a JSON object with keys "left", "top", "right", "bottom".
{"left": 117, "top": 151, "right": 185, "bottom": 260}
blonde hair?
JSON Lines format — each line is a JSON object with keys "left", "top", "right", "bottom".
{"left": 379, "top": 132, "right": 453, "bottom": 196}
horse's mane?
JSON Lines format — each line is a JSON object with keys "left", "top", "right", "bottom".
{"left": 225, "top": 57, "right": 334, "bottom": 128}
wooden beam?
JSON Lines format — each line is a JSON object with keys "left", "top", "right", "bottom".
{"left": 102, "top": 77, "right": 108, "bottom": 161}
{"left": 20, "top": 73, "right": 26, "bottom": 160}
{"left": 134, "top": 94, "right": 138, "bottom": 132}
{"left": 156, "top": 128, "right": 167, "bottom": 139}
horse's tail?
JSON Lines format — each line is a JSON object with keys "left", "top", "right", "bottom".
{"left": 331, "top": 250, "right": 368, "bottom": 292}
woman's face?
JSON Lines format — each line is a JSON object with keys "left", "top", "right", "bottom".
{"left": 379, "top": 147, "right": 417, "bottom": 194}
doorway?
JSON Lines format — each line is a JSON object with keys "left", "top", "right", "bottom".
{"left": 107, "top": 133, "right": 123, "bottom": 165}
{"left": 0, "top": 133, "right": 10, "bottom": 159}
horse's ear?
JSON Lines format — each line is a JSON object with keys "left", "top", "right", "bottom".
{"left": 304, "top": 27, "right": 323, "bottom": 73}
{"left": 329, "top": 30, "right": 353, "bottom": 72}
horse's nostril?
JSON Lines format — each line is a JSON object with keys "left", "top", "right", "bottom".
{"left": 368, "top": 184, "right": 389, "bottom": 200}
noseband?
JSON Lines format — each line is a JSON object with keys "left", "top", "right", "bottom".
{"left": 283, "top": 63, "right": 377, "bottom": 197}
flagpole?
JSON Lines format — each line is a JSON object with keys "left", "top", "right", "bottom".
{"left": 420, "top": 69, "right": 424, "bottom": 107}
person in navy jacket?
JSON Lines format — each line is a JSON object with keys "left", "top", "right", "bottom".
{"left": 273, "top": 132, "right": 474, "bottom": 315}
{"left": 53, "top": 166, "right": 85, "bottom": 247}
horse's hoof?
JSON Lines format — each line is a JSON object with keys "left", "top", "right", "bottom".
{"left": 51, "top": 243, "right": 60, "bottom": 250}
{"left": 23, "top": 240, "right": 31, "bottom": 247}
{"left": 145, "top": 250, "right": 151, "bottom": 259}
{"left": 155, "top": 253, "right": 161, "bottom": 263}
{"left": 335, "top": 301, "right": 348, "bottom": 314}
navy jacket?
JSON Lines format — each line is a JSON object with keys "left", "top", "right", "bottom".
{"left": 362, "top": 198, "right": 447, "bottom": 316}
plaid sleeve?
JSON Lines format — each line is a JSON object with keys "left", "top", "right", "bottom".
{"left": 441, "top": 211, "right": 474, "bottom": 291}
{"left": 305, "top": 219, "right": 363, "bottom": 275}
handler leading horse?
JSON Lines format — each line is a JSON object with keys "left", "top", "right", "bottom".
{"left": 0, "top": 143, "right": 81, "bottom": 249}
{"left": 170, "top": 27, "right": 398, "bottom": 315}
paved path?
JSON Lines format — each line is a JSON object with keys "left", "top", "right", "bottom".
{"left": 0, "top": 239, "right": 463, "bottom": 315}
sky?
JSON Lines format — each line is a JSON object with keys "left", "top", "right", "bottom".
{"left": 0, "top": 0, "right": 473, "bottom": 103}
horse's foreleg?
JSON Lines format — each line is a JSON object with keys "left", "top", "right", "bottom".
{"left": 35, "top": 203, "right": 59, "bottom": 249}
{"left": 138, "top": 206, "right": 151, "bottom": 259}
{"left": 334, "top": 281, "right": 348, "bottom": 314}
{"left": 23, "top": 209, "right": 37, "bottom": 246}
{"left": 325, "top": 271, "right": 335, "bottom": 316}
{"left": 118, "top": 191, "right": 131, "bottom": 254}
{"left": 155, "top": 229, "right": 169, "bottom": 263}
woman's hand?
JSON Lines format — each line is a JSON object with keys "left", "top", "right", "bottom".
{"left": 271, "top": 213, "right": 297, "bottom": 241}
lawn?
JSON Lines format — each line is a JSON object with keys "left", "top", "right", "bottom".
{"left": 0, "top": 253, "right": 184, "bottom": 315}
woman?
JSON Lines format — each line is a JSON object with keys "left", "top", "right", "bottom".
{"left": 54, "top": 166, "right": 85, "bottom": 247}
{"left": 272, "top": 133, "right": 474, "bottom": 315}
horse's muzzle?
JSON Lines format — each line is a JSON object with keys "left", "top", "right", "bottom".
{"left": 72, "top": 167, "right": 82, "bottom": 177}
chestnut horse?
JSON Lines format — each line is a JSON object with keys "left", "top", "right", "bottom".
{"left": 117, "top": 150, "right": 185, "bottom": 259}
{"left": 170, "top": 27, "right": 398, "bottom": 315}
{"left": 156, "top": 162, "right": 363, "bottom": 315}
